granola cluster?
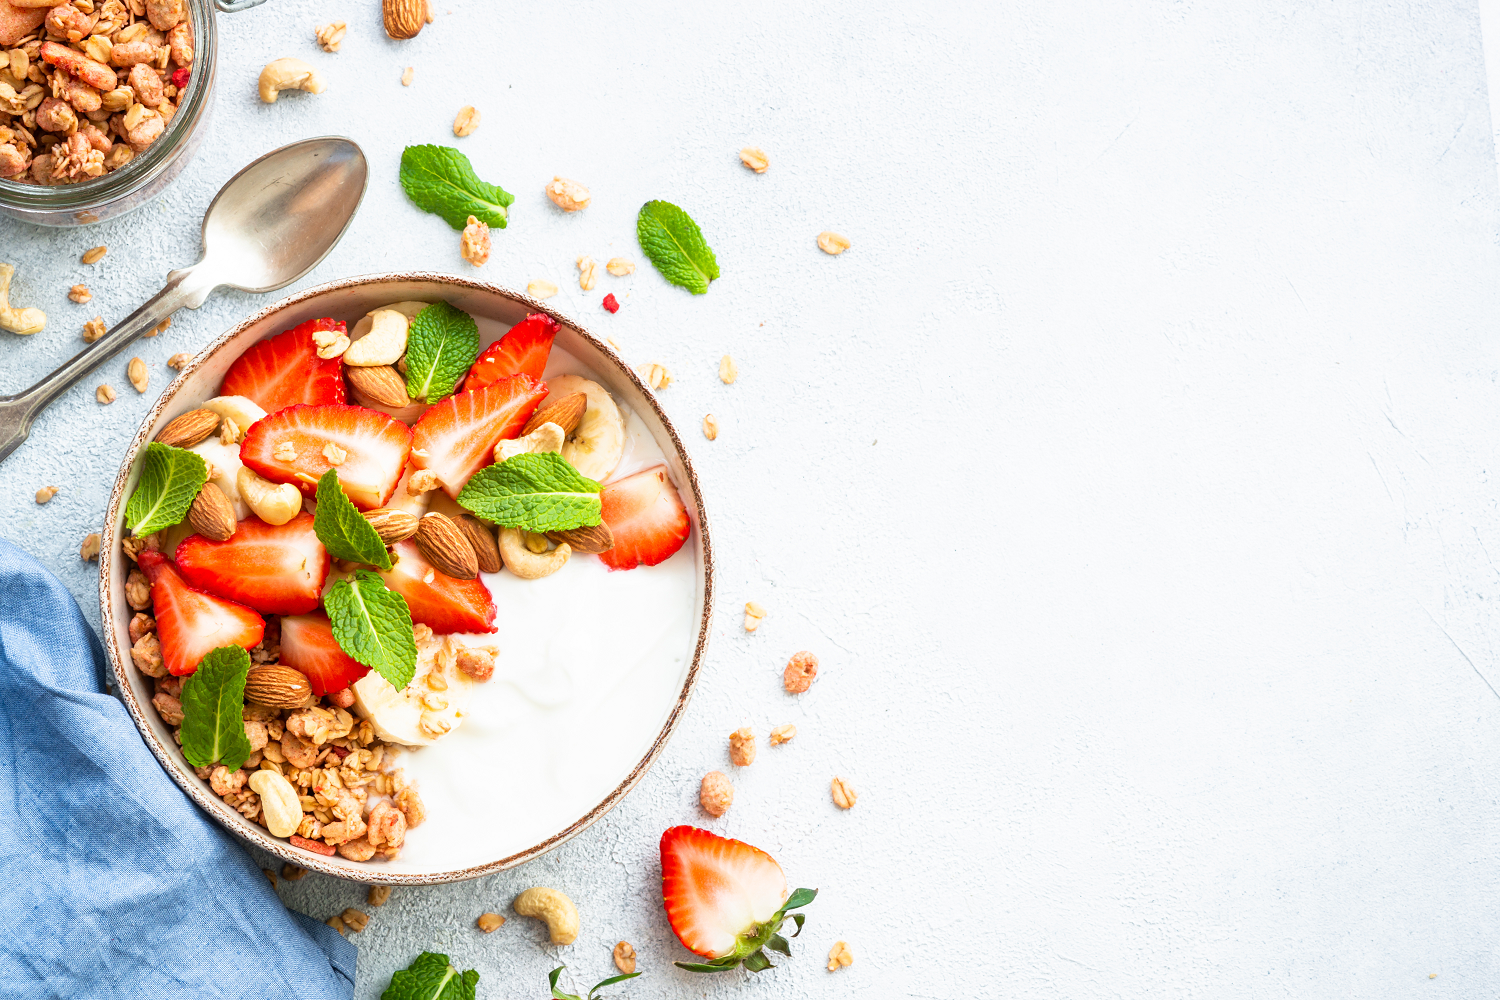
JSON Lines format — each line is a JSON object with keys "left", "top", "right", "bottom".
{"left": 122, "top": 532, "right": 425, "bottom": 864}
{"left": 0, "top": 0, "right": 195, "bottom": 185}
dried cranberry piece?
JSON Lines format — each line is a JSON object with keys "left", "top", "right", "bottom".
{"left": 328, "top": 744, "right": 350, "bottom": 760}
{"left": 171, "top": 68, "right": 191, "bottom": 89}
{"left": 602, "top": 294, "right": 619, "bottom": 314}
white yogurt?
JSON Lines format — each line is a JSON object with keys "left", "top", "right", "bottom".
{"left": 382, "top": 343, "right": 700, "bottom": 872}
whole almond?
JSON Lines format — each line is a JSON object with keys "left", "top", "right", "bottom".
{"left": 187, "top": 482, "right": 236, "bottom": 541}
{"left": 382, "top": 0, "right": 428, "bottom": 39}
{"left": 547, "top": 523, "right": 614, "bottom": 554}
{"left": 454, "top": 513, "right": 501, "bottom": 574}
{"left": 346, "top": 365, "right": 410, "bottom": 408}
{"left": 363, "top": 508, "right": 421, "bottom": 544}
{"left": 415, "top": 512, "right": 478, "bottom": 579}
{"left": 521, "top": 392, "right": 587, "bottom": 437}
{"left": 245, "top": 664, "right": 314, "bottom": 709}
{"left": 156, "top": 408, "right": 221, "bottom": 448}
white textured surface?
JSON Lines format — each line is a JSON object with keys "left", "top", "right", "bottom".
{"left": 4, "top": 1, "right": 1500, "bottom": 995}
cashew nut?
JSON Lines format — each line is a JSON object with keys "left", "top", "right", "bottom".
{"left": 237, "top": 466, "right": 303, "bottom": 525}
{"left": 343, "top": 308, "right": 409, "bottom": 366}
{"left": 0, "top": 263, "right": 46, "bottom": 335}
{"left": 499, "top": 527, "right": 570, "bottom": 579}
{"left": 257, "top": 58, "right": 325, "bottom": 104}
{"left": 248, "top": 769, "right": 301, "bottom": 837}
{"left": 494, "top": 422, "right": 565, "bottom": 463}
{"left": 350, "top": 300, "right": 430, "bottom": 340}
{"left": 513, "top": 887, "right": 579, "bottom": 945}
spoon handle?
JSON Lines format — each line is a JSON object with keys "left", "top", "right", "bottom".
{"left": 0, "top": 266, "right": 213, "bottom": 465}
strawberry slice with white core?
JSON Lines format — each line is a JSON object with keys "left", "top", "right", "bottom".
{"left": 659, "top": 826, "right": 817, "bottom": 972}
{"left": 378, "top": 540, "right": 497, "bottom": 634}
{"left": 137, "top": 550, "right": 265, "bottom": 676}
{"left": 410, "top": 375, "right": 548, "bottom": 498}
{"left": 279, "top": 612, "right": 369, "bottom": 696}
{"left": 174, "top": 513, "right": 329, "bottom": 616}
{"left": 598, "top": 465, "right": 691, "bottom": 571}
{"left": 219, "top": 317, "right": 348, "bottom": 412}
{"left": 462, "top": 312, "right": 559, "bottom": 389}
{"left": 240, "top": 403, "right": 412, "bottom": 510}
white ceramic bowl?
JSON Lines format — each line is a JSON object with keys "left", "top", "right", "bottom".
{"left": 99, "top": 273, "right": 712, "bottom": 884}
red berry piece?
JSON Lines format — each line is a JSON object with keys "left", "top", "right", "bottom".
{"left": 602, "top": 294, "right": 620, "bottom": 314}
{"left": 171, "top": 68, "right": 190, "bottom": 89}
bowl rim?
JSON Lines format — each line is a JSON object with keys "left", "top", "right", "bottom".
{"left": 98, "top": 271, "right": 714, "bottom": 884}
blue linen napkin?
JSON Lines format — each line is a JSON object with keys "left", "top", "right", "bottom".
{"left": 0, "top": 538, "right": 355, "bottom": 999}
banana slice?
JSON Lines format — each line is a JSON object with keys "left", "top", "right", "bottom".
{"left": 351, "top": 632, "right": 491, "bottom": 746}
{"left": 546, "top": 375, "right": 624, "bottom": 481}
{"left": 200, "top": 395, "right": 267, "bottom": 441}
{"left": 155, "top": 396, "right": 270, "bottom": 554}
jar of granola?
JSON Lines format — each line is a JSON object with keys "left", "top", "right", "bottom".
{"left": 0, "top": 0, "right": 262, "bottom": 227}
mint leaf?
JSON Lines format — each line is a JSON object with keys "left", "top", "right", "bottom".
{"left": 180, "top": 645, "right": 253, "bottom": 771}
{"left": 125, "top": 441, "right": 209, "bottom": 537}
{"left": 549, "top": 966, "right": 641, "bottom": 1000}
{"left": 400, "top": 144, "right": 513, "bottom": 231}
{"left": 405, "top": 302, "right": 480, "bottom": 403}
{"left": 313, "top": 469, "right": 391, "bottom": 569}
{"left": 637, "top": 199, "right": 720, "bottom": 295}
{"left": 383, "top": 952, "right": 478, "bottom": 1000}
{"left": 457, "top": 452, "right": 602, "bottom": 532}
{"left": 325, "top": 570, "right": 416, "bottom": 691}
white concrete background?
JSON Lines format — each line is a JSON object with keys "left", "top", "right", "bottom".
{"left": 3, "top": 0, "right": 1499, "bottom": 996}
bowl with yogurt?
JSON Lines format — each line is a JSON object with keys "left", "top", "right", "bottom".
{"left": 98, "top": 272, "right": 712, "bottom": 883}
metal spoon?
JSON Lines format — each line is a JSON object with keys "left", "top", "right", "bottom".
{"left": 0, "top": 136, "right": 367, "bottom": 464}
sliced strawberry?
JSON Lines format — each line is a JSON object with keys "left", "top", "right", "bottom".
{"left": 220, "top": 317, "right": 347, "bottom": 412}
{"left": 279, "top": 612, "right": 369, "bottom": 696}
{"left": 137, "top": 550, "right": 265, "bottom": 676}
{"left": 598, "top": 465, "right": 691, "bottom": 571}
{"left": 174, "top": 513, "right": 329, "bottom": 616}
{"left": 410, "top": 376, "right": 548, "bottom": 498}
{"left": 240, "top": 403, "right": 412, "bottom": 509}
{"left": 462, "top": 312, "right": 559, "bottom": 390}
{"left": 378, "top": 540, "right": 497, "bottom": 634}
{"left": 660, "top": 826, "right": 816, "bottom": 971}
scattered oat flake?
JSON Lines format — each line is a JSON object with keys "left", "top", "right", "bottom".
{"left": 576, "top": 255, "right": 598, "bottom": 291}
{"left": 368, "top": 885, "right": 392, "bottom": 907}
{"left": 528, "top": 279, "right": 558, "bottom": 300}
{"left": 719, "top": 354, "right": 738, "bottom": 384}
{"left": 817, "top": 231, "right": 851, "bottom": 255}
{"left": 769, "top": 723, "right": 796, "bottom": 745}
{"left": 281, "top": 864, "right": 306, "bottom": 881}
{"left": 476, "top": 912, "right": 504, "bottom": 933}
{"left": 740, "top": 146, "right": 769, "bottom": 172}
{"left": 35, "top": 485, "right": 58, "bottom": 504}
{"left": 613, "top": 940, "right": 636, "bottom": 974}
{"left": 322, "top": 441, "right": 348, "bottom": 465}
{"left": 743, "top": 600, "right": 766, "bottom": 631}
{"left": 831, "top": 776, "right": 857, "bottom": 810}
{"left": 702, "top": 414, "right": 718, "bottom": 440}
{"left": 341, "top": 908, "right": 369, "bottom": 932}
{"left": 81, "top": 245, "right": 107, "bottom": 264}
{"left": 83, "top": 317, "right": 106, "bottom": 343}
{"left": 605, "top": 257, "right": 635, "bottom": 276}
{"left": 80, "top": 532, "right": 101, "bottom": 561}
{"left": 401, "top": 66, "right": 414, "bottom": 86}
{"left": 273, "top": 441, "right": 298, "bottom": 462}
{"left": 640, "top": 362, "right": 671, "bottom": 389}
{"left": 128, "top": 357, "right": 148, "bottom": 393}
{"left": 828, "top": 940, "right": 853, "bottom": 971}
{"left": 605, "top": 336, "right": 623, "bottom": 352}
{"left": 69, "top": 284, "right": 91, "bottom": 304}
{"left": 146, "top": 317, "right": 170, "bottom": 337}
{"left": 167, "top": 352, "right": 192, "bottom": 370}
{"left": 453, "top": 105, "right": 480, "bottom": 137}
{"left": 602, "top": 293, "right": 619, "bottom": 314}
{"left": 96, "top": 384, "right": 116, "bottom": 404}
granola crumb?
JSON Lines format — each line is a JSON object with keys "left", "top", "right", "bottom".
{"left": 545, "top": 176, "right": 591, "bottom": 212}
{"left": 728, "top": 726, "right": 756, "bottom": 766}
{"left": 321, "top": 441, "right": 347, "bottom": 466}
{"left": 127, "top": 357, "right": 148, "bottom": 393}
{"left": 702, "top": 414, "right": 718, "bottom": 440}
{"left": 476, "top": 912, "right": 505, "bottom": 933}
{"left": 639, "top": 362, "right": 671, "bottom": 389}
{"left": 126, "top": 567, "right": 151, "bottom": 609}
{"left": 273, "top": 440, "right": 298, "bottom": 462}
{"left": 743, "top": 600, "right": 766, "bottom": 631}
{"left": 700, "top": 770, "right": 733, "bottom": 817}
{"left": 830, "top": 776, "right": 857, "bottom": 810}
{"left": 769, "top": 723, "right": 796, "bottom": 746}
{"left": 263, "top": 867, "right": 277, "bottom": 887}
{"left": 341, "top": 908, "right": 370, "bottom": 932}
{"left": 784, "top": 650, "right": 818, "bottom": 693}
{"left": 460, "top": 215, "right": 491, "bottom": 266}
{"left": 368, "top": 885, "right": 392, "bottom": 907}
{"left": 719, "top": 355, "right": 738, "bottom": 384}
{"left": 739, "top": 146, "right": 769, "bottom": 172}
{"left": 407, "top": 469, "right": 440, "bottom": 494}
{"left": 96, "top": 384, "right": 116, "bottom": 405}
{"left": 315, "top": 21, "right": 347, "bottom": 52}
{"left": 326, "top": 915, "right": 347, "bottom": 936}
{"left": 453, "top": 105, "right": 480, "bottom": 137}
{"left": 605, "top": 257, "right": 635, "bottom": 276}
{"left": 166, "top": 352, "right": 192, "bottom": 369}
{"left": 35, "top": 485, "right": 59, "bottom": 504}
{"left": 401, "top": 66, "right": 414, "bottom": 86}
{"left": 80, "top": 532, "right": 101, "bottom": 561}
{"left": 282, "top": 863, "right": 306, "bottom": 881}
{"left": 827, "top": 940, "right": 853, "bottom": 971}
{"left": 68, "top": 284, "right": 91, "bottom": 304}
{"left": 613, "top": 940, "right": 636, "bottom": 974}
{"left": 527, "top": 279, "right": 559, "bottom": 300}
{"left": 81, "top": 246, "right": 107, "bottom": 265}
{"left": 817, "top": 231, "right": 851, "bottom": 255}
{"left": 576, "top": 255, "right": 598, "bottom": 291}
{"left": 83, "top": 317, "right": 106, "bottom": 343}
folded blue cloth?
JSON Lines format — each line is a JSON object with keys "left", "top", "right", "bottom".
{"left": 0, "top": 539, "right": 355, "bottom": 999}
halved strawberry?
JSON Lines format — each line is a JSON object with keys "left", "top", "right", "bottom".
{"left": 220, "top": 317, "right": 348, "bottom": 412}
{"left": 659, "top": 826, "right": 817, "bottom": 972}
{"left": 462, "top": 312, "right": 559, "bottom": 390}
{"left": 240, "top": 403, "right": 412, "bottom": 509}
{"left": 378, "top": 540, "right": 497, "bottom": 634}
{"left": 279, "top": 612, "right": 369, "bottom": 696}
{"left": 410, "top": 376, "right": 548, "bottom": 498}
{"left": 137, "top": 550, "right": 265, "bottom": 676}
{"left": 174, "top": 513, "right": 329, "bottom": 616}
{"left": 598, "top": 466, "right": 691, "bottom": 571}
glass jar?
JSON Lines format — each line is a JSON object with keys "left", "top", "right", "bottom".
{"left": 0, "top": 0, "right": 263, "bottom": 228}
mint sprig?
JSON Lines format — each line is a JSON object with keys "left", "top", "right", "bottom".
{"left": 313, "top": 469, "right": 391, "bottom": 569}
{"left": 637, "top": 199, "right": 719, "bottom": 295}
{"left": 548, "top": 965, "right": 640, "bottom": 1000}
{"left": 457, "top": 452, "right": 602, "bottom": 532}
{"left": 180, "top": 645, "right": 253, "bottom": 771}
{"left": 675, "top": 887, "right": 818, "bottom": 974}
{"left": 382, "top": 952, "right": 478, "bottom": 1000}
{"left": 405, "top": 302, "right": 480, "bottom": 403}
{"left": 400, "top": 144, "right": 513, "bottom": 231}
{"left": 125, "top": 441, "right": 209, "bottom": 537}
{"left": 324, "top": 570, "right": 417, "bottom": 691}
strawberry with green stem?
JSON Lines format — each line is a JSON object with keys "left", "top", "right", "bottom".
{"left": 547, "top": 965, "right": 639, "bottom": 1000}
